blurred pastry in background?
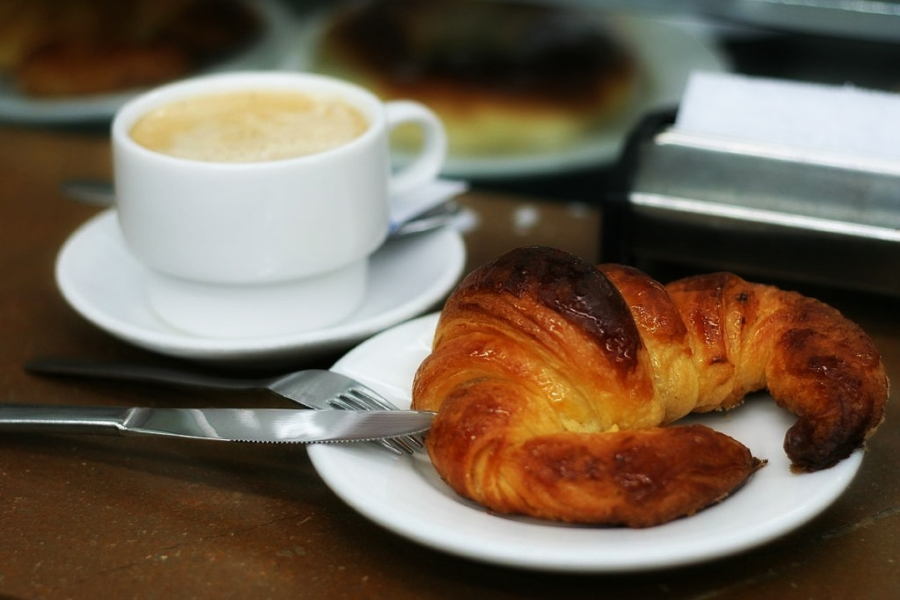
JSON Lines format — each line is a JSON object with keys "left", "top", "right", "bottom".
{"left": 0, "top": 0, "right": 261, "bottom": 97}
{"left": 312, "top": 0, "right": 639, "bottom": 157}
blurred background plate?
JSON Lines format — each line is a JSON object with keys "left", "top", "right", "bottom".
{"left": 293, "top": 9, "right": 728, "bottom": 180}
{"left": 0, "top": 0, "right": 296, "bottom": 125}
{"left": 439, "top": 15, "right": 729, "bottom": 179}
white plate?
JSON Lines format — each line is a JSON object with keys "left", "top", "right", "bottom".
{"left": 296, "top": 13, "right": 728, "bottom": 179}
{"left": 309, "top": 314, "right": 864, "bottom": 573}
{"left": 0, "top": 0, "right": 296, "bottom": 124}
{"left": 55, "top": 211, "right": 465, "bottom": 365}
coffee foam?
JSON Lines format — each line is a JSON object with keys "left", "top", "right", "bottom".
{"left": 129, "top": 90, "right": 368, "bottom": 162}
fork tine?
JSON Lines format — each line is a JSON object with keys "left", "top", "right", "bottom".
{"left": 375, "top": 438, "right": 406, "bottom": 456}
{"left": 267, "top": 369, "right": 423, "bottom": 455}
{"left": 331, "top": 391, "right": 421, "bottom": 454}
{"left": 344, "top": 390, "right": 425, "bottom": 450}
{"left": 344, "top": 389, "right": 425, "bottom": 449}
{"left": 327, "top": 390, "right": 406, "bottom": 454}
{"left": 346, "top": 387, "right": 398, "bottom": 411}
{"left": 328, "top": 392, "right": 368, "bottom": 410}
{"left": 385, "top": 436, "right": 420, "bottom": 454}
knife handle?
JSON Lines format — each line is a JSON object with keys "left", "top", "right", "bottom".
{"left": 0, "top": 405, "right": 131, "bottom": 435}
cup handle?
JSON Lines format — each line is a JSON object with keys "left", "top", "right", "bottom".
{"left": 385, "top": 100, "right": 447, "bottom": 197}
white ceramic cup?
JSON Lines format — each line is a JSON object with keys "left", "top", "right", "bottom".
{"left": 111, "top": 71, "right": 446, "bottom": 339}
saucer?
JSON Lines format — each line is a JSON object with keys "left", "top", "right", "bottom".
{"left": 55, "top": 210, "right": 466, "bottom": 364}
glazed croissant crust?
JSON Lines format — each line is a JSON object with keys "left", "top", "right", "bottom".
{"left": 411, "top": 246, "right": 888, "bottom": 527}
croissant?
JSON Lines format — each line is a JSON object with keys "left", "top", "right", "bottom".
{"left": 411, "top": 246, "right": 888, "bottom": 527}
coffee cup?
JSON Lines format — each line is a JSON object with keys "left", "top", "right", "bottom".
{"left": 111, "top": 71, "right": 446, "bottom": 338}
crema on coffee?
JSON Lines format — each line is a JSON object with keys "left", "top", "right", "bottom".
{"left": 129, "top": 90, "right": 368, "bottom": 162}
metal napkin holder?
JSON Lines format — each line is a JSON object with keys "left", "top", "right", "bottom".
{"left": 601, "top": 110, "right": 900, "bottom": 297}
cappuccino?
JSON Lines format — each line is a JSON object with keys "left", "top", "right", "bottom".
{"left": 129, "top": 90, "right": 368, "bottom": 163}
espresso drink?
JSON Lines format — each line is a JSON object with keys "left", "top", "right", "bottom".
{"left": 129, "top": 90, "right": 368, "bottom": 162}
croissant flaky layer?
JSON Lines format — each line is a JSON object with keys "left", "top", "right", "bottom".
{"left": 411, "top": 246, "right": 888, "bottom": 527}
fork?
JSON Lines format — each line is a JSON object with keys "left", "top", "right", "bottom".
{"left": 25, "top": 358, "right": 422, "bottom": 455}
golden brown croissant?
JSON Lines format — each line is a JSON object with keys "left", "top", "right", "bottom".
{"left": 411, "top": 246, "right": 888, "bottom": 527}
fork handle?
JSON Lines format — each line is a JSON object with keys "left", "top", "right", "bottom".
{"left": 25, "top": 357, "right": 268, "bottom": 392}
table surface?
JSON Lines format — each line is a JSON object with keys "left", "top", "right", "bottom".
{"left": 1, "top": 124, "right": 897, "bottom": 600}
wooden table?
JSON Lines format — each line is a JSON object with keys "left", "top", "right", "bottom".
{"left": 1, "top": 125, "right": 897, "bottom": 599}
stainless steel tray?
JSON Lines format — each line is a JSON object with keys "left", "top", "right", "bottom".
{"left": 544, "top": 0, "right": 900, "bottom": 42}
{"left": 602, "top": 111, "right": 900, "bottom": 296}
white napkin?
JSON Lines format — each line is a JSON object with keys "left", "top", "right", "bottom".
{"left": 675, "top": 71, "right": 900, "bottom": 165}
{"left": 389, "top": 178, "right": 468, "bottom": 232}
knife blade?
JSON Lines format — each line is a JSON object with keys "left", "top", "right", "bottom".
{"left": 0, "top": 405, "right": 435, "bottom": 444}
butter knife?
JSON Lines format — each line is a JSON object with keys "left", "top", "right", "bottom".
{"left": 0, "top": 405, "right": 434, "bottom": 444}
